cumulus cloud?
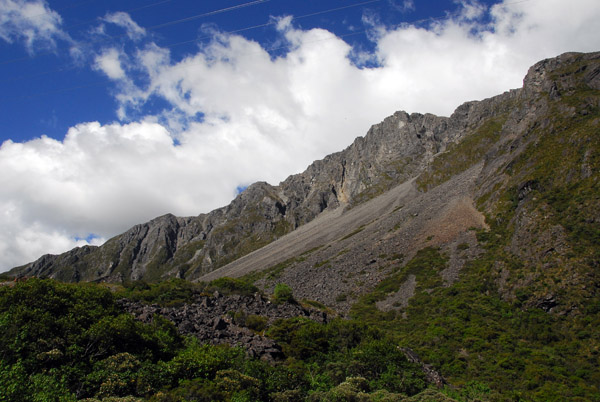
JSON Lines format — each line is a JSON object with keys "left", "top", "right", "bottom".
{"left": 1, "top": 0, "right": 600, "bottom": 271}
{"left": 0, "top": 0, "right": 66, "bottom": 52}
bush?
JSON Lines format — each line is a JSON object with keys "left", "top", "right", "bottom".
{"left": 273, "top": 283, "right": 295, "bottom": 304}
{"left": 232, "top": 312, "right": 268, "bottom": 332}
{"left": 208, "top": 277, "right": 258, "bottom": 296}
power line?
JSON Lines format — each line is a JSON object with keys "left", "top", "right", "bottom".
{"left": 0, "top": 0, "right": 377, "bottom": 77}
{"left": 6, "top": 0, "right": 536, "bottom": 100}
{"left": 147, "top": 0, "right": 269, "bottom": 30}
{"left": 7, "top": 0, "right": 383, "bottom": 99}
{"left": 0, "top": 0, "right": 265, "bottom": 65}
{"left": 157, "top": 0, "right": 381, "bottom": 50}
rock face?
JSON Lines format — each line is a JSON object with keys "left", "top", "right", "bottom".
{"left": 9, "top": 52, "right": 600, "bottom": 298}
{"left": 198, "top": 51, "right": 600, "bottom": 315}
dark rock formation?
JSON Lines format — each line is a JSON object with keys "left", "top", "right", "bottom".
{"left": 119, "top": 292, "right": 328, "bottom": 361}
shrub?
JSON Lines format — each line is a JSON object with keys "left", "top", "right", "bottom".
{"left": 208, "top": 277, "right": 258, "bottom": 296}
{"left": 273, "top": 283, "right": 295, "bottom": 304}
{"left": 233, "top": 311, "right": 268, "bottom": 333}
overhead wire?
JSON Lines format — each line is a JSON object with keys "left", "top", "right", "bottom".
{"left": 0, "top": 0, "right": 258, "bottom": 65}
{"left": 8, "top": 0, "right": 535, "bottom": 100}
{"left": 146, "top": 0, "right": 269, "bottom": 30}
{"left": 1, "top": 0, "right": 378, "bottom": 80}
{"left": 9, "top": 0, "right": 384, "bottom": 99}
{"left": 151, "top": 0, "right": 382, "bottom": 50}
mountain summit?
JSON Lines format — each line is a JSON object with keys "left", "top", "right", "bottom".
{"left": 9, "top": 52, "right": 600, "bottom": 313}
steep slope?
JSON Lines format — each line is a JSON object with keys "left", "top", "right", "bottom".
{"left": 198, "top": 51, "right": 599, "bottom": 401}
{"left": 201, "top": 52, "right": 600, "bottom": 317}
{"left": 5, "top": 51, "right": 599, "bottom": 401}
{"left": 205, "top": 163, "right": 487, "bottom": 309}
{"left": 338, "top": 52, "right": 600, "bottom": 401}
{"left": 9, "top": 52, "right": 599, "bottom": 296}
{"left": 9, "top": 75, "right": 508, "bottom": 283}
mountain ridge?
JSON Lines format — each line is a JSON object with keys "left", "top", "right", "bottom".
{"left": 9, "top": 51, "right": 600, "bottom": 307}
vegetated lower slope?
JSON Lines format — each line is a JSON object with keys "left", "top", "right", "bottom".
{"left": 0, "top": 278, "right": 462, "bottom": 402}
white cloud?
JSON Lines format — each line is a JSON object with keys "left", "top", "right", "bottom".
{"left": 388, "top": 0, "right": 415, "bottom": 13}
{"left": 1, "top": 0, "right": 600, "bottom": 271}
{"left": 456, "top": 0, "right": 486, "bottom": 21}
{"left": 0, "top": 0, "right": 66, "bottom": 53}
{"left": 103, "top": 11, "right": 146, "bottom": 41}
{"left": 94, "top": 48, "right": 127, "bottom": 79}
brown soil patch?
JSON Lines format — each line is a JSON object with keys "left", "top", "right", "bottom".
{"left": 416, "top": 196, "right": 487, "bottom": 248}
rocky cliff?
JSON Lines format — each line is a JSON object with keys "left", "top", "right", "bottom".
{"left": 9, "top": 52, "right": 600, "bottom": 300}
{"left": 209, "top": 51, "right": 599, "bottom": 315}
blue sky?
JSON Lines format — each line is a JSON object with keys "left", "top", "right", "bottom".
{"left": 1, "top": 0, "right": 599, "bottom": 271}
{"left": 0, "top": 0, "right": 469, "bottom": 143}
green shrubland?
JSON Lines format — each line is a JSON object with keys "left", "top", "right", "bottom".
{"left": 0, "top": 279, "right": 447, "bottom": 402}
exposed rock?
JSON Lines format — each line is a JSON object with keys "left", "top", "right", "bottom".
{"left": 400, "top": 347, "right": 448, "bottom": 388}
{"left": 8, "top": 56, "right": 524, "bottom": 283}
{"left": 118, "top": 292, "right": 328, "bottom": 361}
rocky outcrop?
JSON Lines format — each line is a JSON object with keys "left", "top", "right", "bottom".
{"left": 119, "top": 292, "right": 328, "bottom": 361}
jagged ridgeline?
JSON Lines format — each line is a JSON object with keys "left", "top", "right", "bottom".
{"left": 9, "top": 52, "right": 600, "bottom": 296}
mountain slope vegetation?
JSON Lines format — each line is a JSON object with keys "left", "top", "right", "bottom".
{"left": 2, "top": 51, "right": 599, "bottom": 401}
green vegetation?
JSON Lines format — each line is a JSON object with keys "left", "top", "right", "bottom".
{"left": 265, "top": 317, "right": 428, "bottom": 397}
{"left": 272, "top": 283, "right": 296, "bottom": 304}
{"left": 232, "top": 311, "right": 269, "bottom": 333}
{"left": 0, "top": 279, "right": 181, "bottom": 401}
{"left": 0, "top": 278, "right": 451, "bottom": 402}
{"left": 340, "top": 225, "right": 365, "bottom": 241}
{"left": 350, "top": 244, "right": 600, "bottom": 401}
{"left": 351, "top": 248, "right": 447, "bottom": 323}
{"left": 116, "top": 277, "right": 259, "bottom": 307}
{"left": 3, "top": 55, "right": 599, "bottom": 402}
{"left": 302, "top": 299, "right": 329, "bottom": 311}
{"left": 314, "top": 259, "right": 331, "bottom": 269}
{"left": 347, "top": 72, "right": 600, "bottom": 400}
{"left": 207, "top": 277, "right": 259, "bottom": 296}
